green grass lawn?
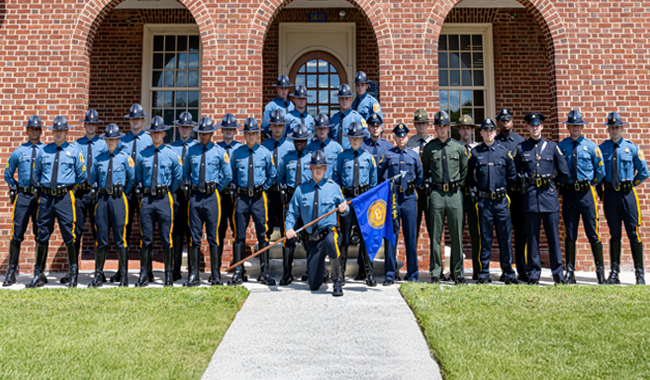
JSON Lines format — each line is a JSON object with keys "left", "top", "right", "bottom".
{"left": 401, "top": 283, "right": 650, "bottom": 380}
{"left": 0, "top": 287, "right": 248, "bottom": 380}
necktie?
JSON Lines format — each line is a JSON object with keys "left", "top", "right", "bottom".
{"left": 320, "top": 142, "right": 325, "bottom": 152}
{"left": 372, "top": 143, "right": 378, "bottom": 162}
{"left": 182, "top": 143, "right": 187, "bottom": 164}
{"left": 338, "top": 114, "right": 345, "bottom": 145}
{"left": 612, "top": 143, "right": 619, "bottom": 188}
{"left": 150, "top": 149, "right": 159, "bottom": 192}
{"left": 106, "top": 154, "right": 114, "bottom": 192}
{"left": 296, "top": 151, "right": 303, "bottom": 187}
{"left": 400, "top": 151, "right": 407, "bottom": 189}
{"left": 488, "top": 148, "right": 495, "bottom": 192}
{"left": 248, "top": 149, "right": 254, "bottom": 192}
{"left": 419, "top": 138, "right": 426, "bottom": 157}
{"left": 131, "top": 136, "right": 138, "bottom": 163}
{"left": 353, "top": 98, "right": 359, "bottom": 111}
{"left": 284, "top": 101, "right": 289, "bottom": 115}
{"left": 353, "top": 151, "right": 360, "bottom": 188}
{"left": 571, "top": 141, "right": 579, "bottom": 181}
{"left": 312, "top": 185, "right": 319, "bottom": 239}
{"left": 300, "top": 113, "right": 305, "bottom": 125}
{"left": 199, "top": 146, "right": 207, "bottom": 192}
{"left": 441, "top": 142, "right": 449, "bottom": 184}
{"left": 50, "top": 147, "right": 61, "bottom": 189}
{"left": 29, "top": 145, "right": 37, "bottom": 186}
{"left": 86, "top": 141, "right": 93, "bottom": 185}
{"left": 273, "top": 141, "right": 279, "bottom": 169}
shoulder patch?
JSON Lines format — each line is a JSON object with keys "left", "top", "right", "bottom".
{"left": 556, "top": 146, "right": 562, "bottom": 154}
{"left": 595, "top": 148, "right": 602, "bottom": 158}
{"left": 82, "top": 165, "right": 86, "bottom": 172}
{"left": 361, "top": 119, "right": 368, "bottom": 128}
{"left": 224, "top": 152, "right": 230, "bottom": 164}
{"left": 508, "top": 151, "right": 513, "bottom": 160}
{"left": 128, "top": 157, "right": 135, "bottom": 168}
{"left": 79, "top": 152, "right": 84, "bottom": 163}
{"left": 178, "top": 155, "right": 182, "bottom": 165}
{"left": 373, "top": 103, "right": 380, "bottom": 113}
{"left": 371, "top": 156, "right": 377, "bottom": 167}
{"left": 639, "top": 150, "right": 645, "bottom": 161}
{"left": 5, "top": 162, "right": 9, "bottom": 169}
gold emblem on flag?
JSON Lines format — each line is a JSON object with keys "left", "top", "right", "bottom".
{"left": 367, "top": 199, "right": 387, "bottom": 230}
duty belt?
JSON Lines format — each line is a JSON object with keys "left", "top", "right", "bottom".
{"left": 431, "top": 180, "right": 460, "bottom": 193}
{"left": 237, "top": 185, "right": 265, "bottom": 198}
{"left": 41, "top": 185, "right": 75, "bottom": 197}
{"left": 563, "top": 179, "right": 591, "bottom": 192}
{"left": 304, "top": 227, "right": 332, "bottom": 242}
{"left": 527, "top": 175, "right": 553, "bottom": 188}
{"left": 268, "top": 184, "right": 281, "bottom": 193}
{"left": 143, "top": 185, "right": 170, "bottom": 198}
{"left": 477, "top": 188, "right": 507, "bottom": 201}
{"left": 78, "top": 182, "right": 92, "bottom": 192}
{"left": 343, "top": 184, "right": 369, "bottom": 197}
{"left": 99, "top": 184, "right": 125, "bottom": 197}
{"left": 287, "top": 187, "right": 295, "bottom": 198}
{"left": 396, "top": 182, "right": 416, "bottom": 194}
{"left": 18, "top": 186, "right": 36, "bottom": 195}
{"left": 605, "top": 180, "right": 633, "bottom": 192}
{"left": 191, "top": 182, "right": 217, "bottom": 194}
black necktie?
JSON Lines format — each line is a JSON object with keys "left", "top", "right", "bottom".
{"left": 372, "top": 143, "right": 378, "bottom": 162}
{"left": 338, "top": 114, "right": 345, "bottom": 145}
{"left": 273, "top": 141, "right": 279, "bottom": 169}
{"left": 312, "top": 185, "right": 319, "bottom": 239}
{"left": 151, "top": 149, "right": 159, "bottom": 192}
{"left": 353, "top": 98, "right": 359, "bottom": 111}
{"left": 488, "top": 148, "right": 495, "bottom": 192}
{"left": 284, "top": 101, "right": 289, "bottom": 115}
{"left": 132, "top": 136, "right": 138, "bottom": 163}
{"left": 612, "top": 143, "right": 619, "bottom": 188}
{"left": 441, "top": 142, "right": 449, "bottom": 184}
{"left": 199, "top": 147, "right": 207, "bottom": 192}
{"left": 419, "top": 138, "right": 426, "bottom": 157}
{"left": 106, "top": 153, "right": 114, "bottom": 192}
{"left": 86, "top": 141, "right": 93, "bottom": 185}
{"left": 320, "top": 142, "right": 325, "bottom": 152}
{"left": 353, "top": 151, "right": 360, "bottom": 188}
{"left": 182, "top": 143, "right": 187, "bottom": 164}
{"left": 248, "top": 149, "right": 254, "bottom": 192}
{"left": 29, "top": 145, "right": 37, "bottom": 186}
{"left": 50, "top": 147, "right": 61, "bottom": 189}
{"left": 571, "top": 141, "right": 579, "bottom": 181}
{"left": 300, "top": 113, "right": 305, "bottom": 125}
{"left": 296, "top": 151, "right": 303, "bottom": 187}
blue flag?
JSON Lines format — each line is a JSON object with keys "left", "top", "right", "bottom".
{"left": 350, "top": 180, "right": 395, "bottom": 262}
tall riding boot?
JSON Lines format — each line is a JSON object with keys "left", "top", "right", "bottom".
{"left": 257, "top": 242, "right": 276, "bottom": 285}
{"left": 563, "top": 240, "right": 576, "bottom": 284}
{"left": 147, "top": 248, "right": 154, "bottom": 282}
{"left": 60, "top": 241, "right": 80, "bottom": 285}
{"left": 631, "top": 242, "right": 645, "bottom": 285}
{"left": 279, "top": 247, "right": 295, "bottom": 286}
{"left": 354, "top": 248, "right": 367, "bottom": 281}
{"left": 110, "top": 256, "right": 122, "bottom": 283}
{"left": 606, "top": 241, "right": 621, "bottom": 284}
{"left": 331, "top": 256, "right": 343, "bottom": 297}
{"left": 184, "top": 246, "right": 201, "bottom": 287}
{"left": 361, "top": 248, "right": 376, "bottom": 287}
{"left": 39, "top": 243, "right": 49, "bottom": 284}
{"left": 135, "top": 248, "right": 150, "bottom": 287}
{"left": 172, "top": 235, "right": 183, "bottom": 281}
{"left": 89, "top": 248, "right": 106, "bottom": 288}
{"left": 209, "top": 246, "right": 223, "bottom": 286}
{"left": 117, "top": 248, "right": 129, "bottom": 287}
{"left": 228, "top": 244, "right": 245, "bottom": 286}
{"left": 591, "top": 242, "right": 606, "bottom": 284}
{"left": 163, "top": 247, "right": 173, "bottom": 287}
{"left": 26, "top": 244, "right": 48, "bottom": 288}
{"left": 339, "top": 246, "right": 348, "bottom": 285}
{"left": 66, "top": 243, "right": 79, "bottom": 288}
{"left": 3, "top": 241, "right": 20, "bottom": 287}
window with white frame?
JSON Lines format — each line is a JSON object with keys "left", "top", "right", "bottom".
{"left": 142, "top": 24, "right": 201, "bottom": 144}
{"left": 438, "top": 24, "right": 495, "bottom": 141}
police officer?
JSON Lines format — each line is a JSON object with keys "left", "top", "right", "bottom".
{"left": 306, "top": 113, "right": 343, "bottom": 181}
{"left": 262, "top": 75, "right": 295, "bottom": 139}
{"left": 277, "top": 124, "right": 313, "bottom": 285}
{"left": 421, "top": 111, "right": 467, "bottom": 284}
{"left": 285, "top": 84, "right": 315, "bottom": 137}
{"left": 361, "top": 113, "right": 393, "bottom": 177}
{"left": 514, "top": 112, "right": 569, "bottom": 285}
{"left": 334, "top": 122, "right": 378, "bottom": 286}
{"left": 495, "top": 108, "right": 527, "bottom": 281}
{"left": 455, "top": 114, "right": 481, "bottom": 280}
{"left": 599, "top": 112, "right": 649, "bottom": 285}
{"left": 27, "top": 116, "right": 87, "bottom": 288}
{"left": 466, "top": 118, "right": 518, "bottom": 284}
{"left": 183, "top": 116, "right": 233, "bottom": 287}
{"left": 351, "top": 71, "right": 382, "bottom": 121}
{"left": 134, "top": 116, "right": 183, "bottom": 287}
{"left": 558, "top": 110, "right": 606, "bottom": 284}
{"left": 378, "top": 123, "right": 423, "bottom": 284}
{"left": 3, "top": 116, "right": 45, "bottom": 287}
{"left": 89, "top": 124, "right": 135, "bottom": 287}
{"left": 285, "top": 150, "right": 349, "bottom": 296}
{"left": 114, "top": 103, "right": 153, "bottom": 284}
{"left": 330, "top": 84, "right": 367, "bottom": 150}
{"left": 170, "top": 111, "right": 199, "bottom": 281}
{"left": 228, "top": 117, "right": 277, "bottom": 286}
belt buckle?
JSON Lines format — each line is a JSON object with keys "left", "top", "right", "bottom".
{"left": 536, "top": 178, "right": 542, "bottom": 187}
{"left": 614, "top": 185, "right": 620, "bottom": 191}
{"left": 354, "top": 188, "right": 359, "bottom": 196}
{"left": 248, "top": 189, "right": 254, "bottom": 197}
{"left": 574, "top": 183, "right": 580, "bottom": 191}
{"left": 491, "top": 192, "right": 496, "bottom": 200}
{"left": 443, "top": 184, "right": 449, "bottom": 192}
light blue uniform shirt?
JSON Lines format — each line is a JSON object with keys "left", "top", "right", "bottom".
{"left": 285, "top": 178, "right": 349, "bottom": 234}
{"left": 261, "top": 137, "right": 295, "bottom": 172}
{"left": 170, "top": 138, "right": 199, "bottom": 165}
{"left": 136, "top": 144, "right": 183, "bottom": 193}
{"left": 73, "top": 135, "right": 108, "bottom": 166}
{"left": 351, "top": 92, "right": 382, "bottom": 120}
{"left": 120, "top": 130, "right": 153, "bottom": 163}
{"left": 285, "top": 110, "right": 315, "bottom": 137}
{"left": 230, "top": 144, "right": 277, "bottom": 191}
{"left": 329, "top": 108, "right": 366, "bottom": 150}
{"left": 90, "top": 150, "right": 136, "bottom": 194}
{"left": 600, "top": 138, "right": 649, "bottom": 186}
{"left": 262, "top": 97, "right": 295, "bottom": 135}
{"left": 333, "top": 148, "right": 378, "bottom": 190}
{"left": 558, "top": 136, "right": 605, "bottom": 184}
{"left": 183, "top": 142, "right": 233, "bottom": 192}
{"left": 34, "top": 142, "right": 87, "bottom": 187}
{"left": 4, "top": 141, "right": 45, "bottom": 187}
{"left": 277, "top": 149, "right": 312, "bottom": 189}
{"left": 306, "top": 138, "right": 343, "bottom": 180}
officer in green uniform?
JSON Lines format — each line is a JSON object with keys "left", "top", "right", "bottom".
{"left": 421, "top": 111, "right": 468, "bottom": 284}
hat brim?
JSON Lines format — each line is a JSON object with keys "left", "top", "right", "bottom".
{"left": 266, "top": 120, "right": 288, "bottom": 125}
{"left": 343, "top": 132, "right": 370, "bottom": 138}
{"left": 496, "top": 116, "right": 512, "bottom": 121}
{"left": 193, "top": 126, "right": 218, "bottom": 133}
{"left": 219, "top": 123, "right": 242, "bottom": 129}
{"left": 314, "top": 123, "right": 334, "bottom": 129}
{"left": 288, "top": 133, "right": 314, "bottom": 141}
{"left": 124, "top": 114, "right": 149, "bottom": 119}
{"left": 289, "top": 94, "right": 312, "bottom": 98}
{"left": 79, "top": 120, "right": 104, "bottom": 124}
{"left": 145, "top": 125, "right": 172, "bottom": 132}
{"left": 394, "top": 132, "right": 408, "bottom": 137}
{"left": 101, "top": 132, "right": 126, "bottom": 140}
{"left": 241, "top": 127, "right": 263, "bottom": 132}
{"left": 309, "top": 161, "right": 333, "bottom": 166}
{"left": 433, "top": 121, "right": 451, "bottom": 125}
{"left": 454, "top": 123, "right": 479, "bottom": 128}
{"left": 602, "top": 122, "right": 629, "bottom": 126}
{"left": 561, "top": 120, "right": 589, "bottom": 125}
{"left": 23, "top": 125, "right": 43, "bottom": 128}
{"left": 412, "top": 119, "right": 430, "bottom": 123}
{"left": 174, "top": 121, "right": 199, "bottom": 127}
{"left": 47, "top": 126, "right": 72, "bottom": 130}
{"left": 526, "top": 120, "right": 543, "bottom": 126}
{"left": 352, "top": 80, "right": 371, "bottom": 84}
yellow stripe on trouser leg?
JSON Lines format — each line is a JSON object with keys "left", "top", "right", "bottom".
{"left": 333, "top": 228, "right": 341, "bottom": 258}
{"left": 10, "top": 195, "right": 18, "bottom": 237}
{"left": 70, "top": 191, "right": 77, "bottom": 242}
{"left": 589, "top": 186, "right": 602, "bottom": 242}
{"left": 475, "top": 201, "right": 482, "bottom": 273}
{"left": 262, "top": 191, "right": 269, "bottom": 242}
{"left": 633, "top": 187, "right": 642, "bottom": 243}
{"left": 215, "top": 190, "right": 222, "bottom": 246}
{"left": 122, "top": 193, "right": 129, "bottom": 248}
{"left": 167, "top": 191, "right": 174, "bottom": 248}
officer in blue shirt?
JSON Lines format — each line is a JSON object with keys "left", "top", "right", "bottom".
{"left": 514, "top": 112, "right": 570, "bottom": 285}
{"left": 183, "top": 116, "right": 233, "bottom": 287}
{"left": 276, "top": 124, "right": 313, "bottom": 285}
{"left": 88, "top": 124, "right": 135, "bottom": 287}
{"left": 598, "top": 112, "right": 649, "bottom": 285}
{"left": 112, "top": 103, "right": 153, "bottom": 284}
{"left": 378, "top": 123, "right": 423, "bottom": 283}
{"left": 351, "top": 71, "right": 382, "bottom": 121}
{"left": 466, "top": 118, "right": 518, "bottom": 284}
{"left": 262, "top": 75, "right": 295, "bottom": 139}
{"left": 170, "top": 111, "right": 199, "bottom": 282}
{"left": 134, "top": 116, "right": 183, "bottom": 287}
{"left": 306, "top": 113, "right": 343, "bottom": 181}
{"left": 26, "top": 116, "right": 87, "bottom": 288}
{"left": 361, "top": 113, "right": 393, "bottom": 181}
{"left": 228, "top": 117, "right": 277, "bottom": 286}
{"left": 262, "top": 110, "right": 295, "bottom": 245}
{"left": 3, "top": 116, "right": 45, "bottom": 287}
{"left": 334, "top": 122, "right": 378, "bottom": 286}
{"left": 495, "top": 108, "right": 528, "bottom": 281}
{"left": 558, "top": 110, "right": 606, "bottom": 284}
{"left": 285, "top": 85, "right": 315, "bottom": 137}
{"left": 285, "top": 150, "right": 349, "bottom": 296}
{"left": 330, "top": 84, "right": 367, "bottom": 150}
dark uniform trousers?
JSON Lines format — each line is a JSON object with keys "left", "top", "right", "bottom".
{"left": 508, "top": 191, "right": 527, "bottom": 278}
{"left": 305, "top": 228, "right": 341, "bottom": 290}
{"left": 462, "top": 190, "right": 481, "bottom": 276}
{"left": 218, "top": 193, "right": 236, "bottom": 244}
{"left": 233, "top": 193, "right": 269, "bottom": 245}
{"left": 266, "top": 190, "right": 284, "bottom": 241}
{"left": 416, "top": 188, "right": 431, "bottom": 245}
{"left": 563, "top": 188, "right": 600, "bottom": 243}
{"left": 524, "top": 211, "right": 563, "bottom": 281}
{"left": 36, "top": 192, "right": 77, "bottom": 245}
{"left": 125, "top": 191, "right": 140, "bottom": 247}
{"left": 603, "top": 188, "right": 642, "bottom": 244}
{"left": 476, "top": 196, "right": 516, "bottom": 280}
{"left": 173, "top": 191, "right": 192, "bottom": 248}
{"left": 338, "top": 204, "right": 371, "bottom": 271}
{"left": 429, "top": 190, "right": 464, "bottom": 279}
{"left": 11, "top": 193, "right": 39, "bottom": 243}
{"left": 189, "top": 190, "right": 221, "bottom": 248}
{"left": 95, "top": 193, "right": 129, "bottom": 250}
{"left": 74, "top": 189, "right": 96, "bottom": 250}
{"left": 386, "top": 192, "right": 418, "bottom": 281}
{"left": 139, "top": 192, "right": 174, "bottom": 249}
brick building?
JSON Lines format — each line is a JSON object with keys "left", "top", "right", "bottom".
{"left": 1, "top": 0, "right": 648, "bottom": 275}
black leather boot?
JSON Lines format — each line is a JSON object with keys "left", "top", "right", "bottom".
{"left": 39, "top": 243, "right": 49, "bottom": 284}
{"left": 228, "top": 243, "right": 245, "bottom": 286}
{"left": 147, "top": 248, "right": 154, "bottom": 282}
{"left": 209, "top": 245, "right": 223, "bottom": 286}
{"left": 591, "top": 242, "right": 606, "bottom": 284}
{"left": 279, "top": 247, "right": 294, "bottom": 286}
{"left": 3, "top": 240, "right": 20, "bottom": 287}
{"left": 117, "top": 248, "right": 129, "bottom": 287}
{"left": 331, "top": 256, "right": 343, "bottom": 297}
{"left": 89, "top": 248, "right": 106, "bottom": 288}
{"left": 135, "top": 248, "right": 150, "bottom": 287}
{"left": 26, "top": 244, "right": 48, "bottom": 288}
{"left": 172, "top": 235, "right": 183, "bottom": 281}
{"left": 184, "top": 246, "right": 201, "bottom": 287}
{"left": 65, "top": 243, "right": 79, "bottom": 288}
{"left": 339, "top": 246, "right": 348, "bottom": 285}
{"left": 60, "top": 241, "right": 80, "bottom": 285}
{"left": 606, "top": 241, "right": 621, "bottom": 285}
{"left": 257, "top": 242, "right": 276, "bottom": 286}
{"left": 110, "top": 259, "right": 122, "bottom": 283}
{"left": 163, "top": 247, "right": 173, "bottom": 287}
{"left": 361, "top": 248, "right": 376, "bottom": 287}
{"left": 354, "top": 248, "right": 367, "bottom": 281}
{"left": 631, "top": 242, "right": 645, "bottom": 285}
{"left": 563, "top": 240, "right": 576, "bottom": 284}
